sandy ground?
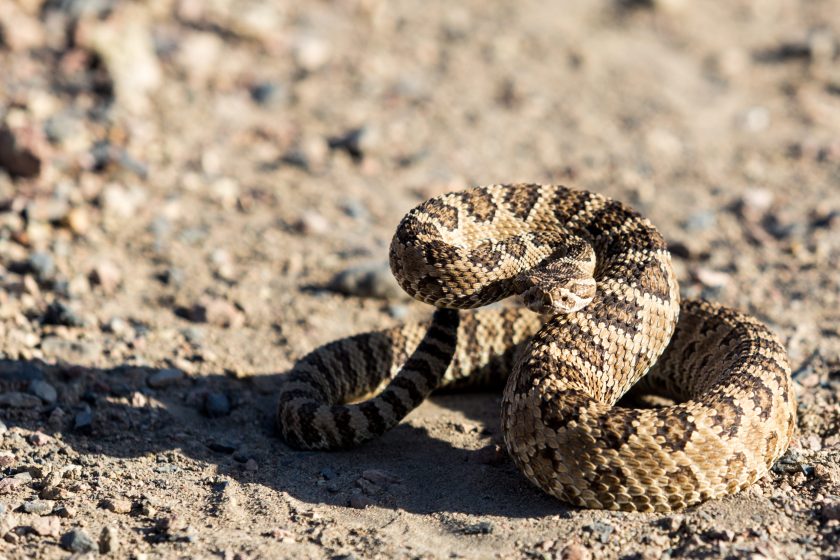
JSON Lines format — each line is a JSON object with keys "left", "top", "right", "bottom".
{"left": 0, "top": 0, "right": 839, "bottom": 558}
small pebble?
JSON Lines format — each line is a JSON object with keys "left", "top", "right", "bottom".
{"left": 74, "top": 408, "right": 93, "bottom": 432}
{"left": 204, "top": 392, "right": 231, "bottom": 418}
{"left": 42, "top": 301, "right": 85, "bottom": 327}
{"left": 361, "top": 469, "right": 401, "bottom": 486}
{"left": 295, "top": 210, "right": 330, "bottom": 235}
{"left": 23, "top": 499, "right": 55, "bottom": 515}
{"left": 61, "top": 528, "right": 96, "bottom": 553}
{"left": 66, "top": 207, "right": 91, "bottom": 235}
{"left": 26, "top": 198, "right": 69, "bottom": 223}
{"left": 89, "top": 260, "right": 122, "bottom": 294}
{"left": 207, "top": 440, "right": 238, "bottom": 454}
{"left": 0, "top": 392, "right": 42, "bottom": 408}
{"left": 187, "top": 298, "right": 245, "bottom": 328}
{"left": 659, "top": 515, "right": 685, "bottom": 533}
{"left": 0, "top": 453, "right": 14, "bottom": 468}
{"left": 102, "top": 498, "right": 132, "bottom": 514}
{"left": 560, "top": 542, "right": 591, "bottom": 560}
{"left": 462, "top": 521, "right": 493, "bottom": 535}
{"left": 28, "top": 380, "right": 57, "bottom": 404}
{"left": 293, "top": 36, "right": 331, "bottom": 73}
{"left": 147, "top": 368, "right": 184, "bottom": 388}
{"left": 348, "top": 493, "right": 374, "bottom": 509}
{"left": 30, "top": 516, "right": 61, "bottom": 537}
{"left": 28, "top": 252, "right": 56, "bottom": 282}
{"left": 585, "top": 521, "right": 614, "bottom": 544}
{"left": 328, "top": 262, "right": 405, "bottom": 300}
{"left": 250, "top": 82, "right": 287, "bottom": 106}
{"left": 0, "top": 124, "right": 42, "bottom": 178}
{"left": 327, "top": 126, "right": 381, "bottom": 161}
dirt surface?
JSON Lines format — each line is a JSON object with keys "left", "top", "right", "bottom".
{"left": 0, "top": 0, "right": 839, "bottom": 558}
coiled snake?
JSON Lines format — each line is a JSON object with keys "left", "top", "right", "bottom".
{"left": 277, "top": 184, "right": 796, "bottom": 512}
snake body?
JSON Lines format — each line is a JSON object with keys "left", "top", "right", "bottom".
{"left": 277, "top": 184, "right": 796, "bottom": 512}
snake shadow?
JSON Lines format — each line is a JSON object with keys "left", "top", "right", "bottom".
{"left": 0, "top": 357, "right": 570, "bottom": 519}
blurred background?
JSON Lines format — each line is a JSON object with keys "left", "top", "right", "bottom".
{"left": 0, "top": 1, "right": 838, "bottom": 558}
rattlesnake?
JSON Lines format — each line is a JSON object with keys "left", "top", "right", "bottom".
{"left": 277, "top": 183, "right": 796, "bottom": 512}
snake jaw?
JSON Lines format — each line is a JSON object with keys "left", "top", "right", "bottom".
{"left": 517, "top": 272, "right": 596, "bottom": 315}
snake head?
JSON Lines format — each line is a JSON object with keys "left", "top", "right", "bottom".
{"left": 516, "top": 271, "right": 596, "bottom": 315}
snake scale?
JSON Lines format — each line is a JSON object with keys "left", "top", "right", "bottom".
{"left": 277, "top": 183, "right": 796, "bottom": 512}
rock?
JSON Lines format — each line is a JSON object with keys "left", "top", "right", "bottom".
{"left": 0, "top": 1, "right": 45, "bottom": 51}
{"left": 207, "top": 440, "right": 238, "bottom": 454}
{"left": 89, "top": 260, "right": 122, "bottom": 294}
{"left": 74, "top": 408, "right": 93, "bottom": 432}
{"left": 560, "top": 542, "right": 591, "bottom": 560}
{"left": 462, "top": 521, "right": 493, "bottom": 535}
{"left": 30, "top": 515, "right": 60, "bottom": 537}
{"left": 77, "top": 3, "right": 162, "bottom": 113}
{"left": 187, "top": 298, "right": 244, "bottom": 328}
{"left": 658, "top": 514, "right": 685, "bottom": 533}
{"left": 210, "top": 177, "right": 240, "bottom": 209}
{"left": 28, "top": 380, "right": 57, "bottom": 404}
{"left": 282, "top": 135, "right": 329, "bottom": 172}
{"left": 102, "top": 498, "right": 132, "bottom": 514}
{"left": 66, "top": 207, "right": 91, "bottom": 235}
{"left": 328, "top": 262, "right": 405, "bottom": 300}
{"left": 44, "top": 111, "right": 86, "bottom": 146}
{"left": 204, "top": 392, "right": 231, "bottom": 418}
{"left": 60, "top": 528, "right": 96, "bottom": 553}
{"left": 0, "top": 510, "right": 17, "bottom": 538}
{"left": 360, "top": 469, "right": 401, "bottom": 486}
{"left": 584, "top": 521, "right": 614, "bottom": 544}
{"left": 244, "top": 459, "right": 258, "bottom": 472}
{"left": 327, "top": 126, "right": 381, "bottom": 162}
{"left": 741, "top": 188, "right": 774, "bottom": 216}
{"left": 387, "top": 304, "right": 408, "bottom": 320}
{"left": 294, "top": 210, "right": 330, "bottom": 235}
{"left": 100, "top": 183, "right": 147, "bottom": 221}
{"left": 683, "top": 211, "right": 716, "bottom": 232}
{"left": 42, "top": 301, "right": 86, "bottom": 327}
{"left": 348, "top": 493, "right": 374, "bottom": 509}
{"left": 28, "top": 432, "right": 52, "bottom": 446}
{"left": 0, "top": 392, "right": 41, "bottom": 408}
{"left": 99, "top": 525, "right": 119, "bottom": 554}
{"left": 27, "top": 252, "right": 56, "bottom": 282}
{"left": 0, "top": 420, "right": 5, "bottom": 435}
{"left": 27, "top": 197, "right": 70, "bottom": 224}
{"left": 55, "top": 505, "right": 76, "bottom": 518}
{"left": 320, "top": 467, "right": 337, "bottom": 480}
{"left": 176, "top": 31, "right": 223, "bottom": 86}
{"left": 147, "top": 368, "right": 184, "bottom": 389}
{"left": 250, "top": 82, "right": 287, "bottom": 107}
{"left": 0, "top": 360, "right": 44, "bottom": 382}
{"left": 293, "top": 36, "right": 331, "bottom": 73}
{"left": 742, "top": 106, "right": 770, "bottom": 132}
{"left": 23, "top": 499, "right": 54, "bottom": 515}
{"left": 0, "top": 477, "right": 26, "bottom": 493}
{"left": 105, "top": 317, "right": 133, "bottom": 337}
{"left": 694, "top": 267, "right": 730, "bottom": 289}
{"left": 90, "top": 141, "right": 148, "bottom": 178}
{"left": 0, "top": 453, "right": 14, "bottom": 468}
{"left": 0, "top": 124, "right": 43, "bottom": 178}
